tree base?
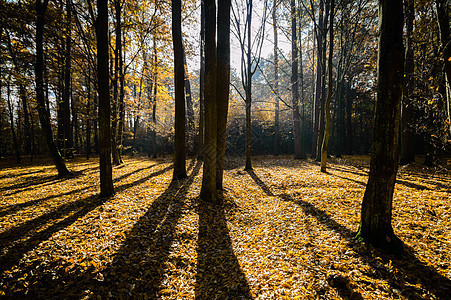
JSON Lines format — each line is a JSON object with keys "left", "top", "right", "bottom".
{"left": 172, "top": 173, "right": 188, "bottom": 181}
{"left": 355, "top": 227, "right": 403, "bottom": 256}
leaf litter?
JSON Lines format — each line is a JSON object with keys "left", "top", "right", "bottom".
{"left": 0, "top": 155, "right": 449, "bottom": 299}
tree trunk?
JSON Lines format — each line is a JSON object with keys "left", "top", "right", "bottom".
{"left": 435, "top": 0, "right": 451, "bottom": 135}
{"left": 172, "top": 0, "right": 187, "bottom": 180}
{"left": 19, "top": 84, "right": 32, "bottom": 156}
{"left": 216, "top": 0, "right": 231, "bottom": 190}
{"left": 316, "top": 1, "right": 329, "bottom": 162}
{"left": 273, "top": 0, "right": 279, "bottom": 156}
{"left": 244, "top": 0, "right": 253, "bottom": 171}
{"left": 198, "top": 0, "right": 205, "bottom": 160}
{"left": 94, "top": 92, "right": 99, "bottom": 154}
{"left": 35, "top": 0, "right": 72, "bottom": 177}
{"left": 117, "top": 27, "right": 125, "bottom": 163}
{"left": 312, "top": 0, "right": 324, "bottom": 158}
{"left": 96, "top": 0, "right": 115, "bottom": 197}
{"left": 320, "top": 0, "right": 333, "bottom": 173}
{"left": 182, "top": 42, "right": 195, "bottom": 155}
{"left": 6, "top": 79, "right": 20, "bottom": 164}
{"left": 400, "top": 0, "right": 415, "bottom": 165}
{"left": 111, "top": 0, "right": 121, "bottom": 165}
{"left": 356, "top": 0, "right": 404, "bottom": 253}
{"left": 86, "top": 71, "right": 91, "bottom": 159}
{"left": 291, "top": 0, "right": 302, "bottom": 159}
{"left": 299, "top": 9, "right": 306, "bottom": 159}
{"left": 64, "top": 0, "right": 73, "bottom": 153}
{"left": 152, "top": 36, "right": 158, "bottom": 158}
{"left": 200, "top": 0, "right": 217, "bottom": 202}
{"left": 345, "top": 80, "right": 353, "bottom": 154}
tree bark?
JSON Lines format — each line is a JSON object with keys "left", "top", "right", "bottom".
{"left": 356, "top": 0, "right": 404, "bottom": 253}
{"left": 152, "top": 35, "right": 158, "bottom": 158}
{"left": 320, "top": 0, "right": 333, "bottom": 173}
{"left": 198, "top": 0, "right": 205, "bottom": 160}
{"left": 291, "top": 0, "right": 302, "bottom": 159}
{"left": 182, "top": 42, "right": 195, "bottom": 155}
{"left": 86, "top": 71, "right": 91, "bottom": 159}
{"left": 96, "top": 0, "right": 115, "bottom": 197}
{"left": 200, "top": 0, "right": 217, "bottom": 202}
{"left": 312, "top": 0, "right": 324, "bottom": 158}
{"left": 435, "top": 0, "right": 451, "bottom": 135}
{"left": 117, "top": 26, "right": 125, "bottom": 163}
{"left": 273, "top": 0, "right": 279, "bottom": 156}
{"left": 6, "top": 78, "right": 20, "bottom": 164}
{"left": 111, "top": 0, "right": 121, "bottom": 165}
{"left": 216, "top": 0, "right": 231, "bottom": 190}
{"left": 400, "top": 0, "right": 415, "bottom": 165}
{"left": 63, "top": 0, "right": 73, "bottom": 153}
{"left": 35, "top": 0, "right": 72, "bottom": 177}
{"left": 172, "top": 0, "right": 187, "bottom": 180}
{"left": 345, "top": 80, "right": 353, "bottom": 154}
{"left": 244, "top": 0, "right": 253, "bottom": 171}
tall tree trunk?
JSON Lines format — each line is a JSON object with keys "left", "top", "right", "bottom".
{"left": 200, "top": 0, "right": 217, "bottom": 201}
{"left": 35, "top": 0, "right": 72, "bottom": 177}
{"left": 182, "top": 42, "right": 195, "bottom": 155}
{"left": 216, "top": 0, "right": 231, "bottom": 190}
{"left": 400, "top": 0, "right": 415, "bottom": 165}
{"left": 245, "top": 0, "right": 253, "bottom": 171}
{"left": 345, "top": 79, "right": 353, "bottom": 154}
{"left": 152, "top": 35, "right": 158, "bottom": 158}
{"left": 356, "top": 0, "right": 404, "bottom": 252}
{"left": 273, "top": 0, "right": 279, "bottom": 156}
{"left": 94, "top": 92, "right": 99, "bottom": 154}
{"left": 117, "top": 28, "right": 125, "bottom": 163}
{"left": 72, "top": 94, "right": 78, "bottom": 151}
{"left": 111, "top": 0, "right": 121, "bottom": 165}
{"left": 172, "top": 0, "right": 187, "bottom": 180}
{"left": 320, "top": 0, "right": 333, "bottom": 173}
{"left": 198, "top": 0, "right": 205, "bottom": 160}
{"left": 57, "top": 71, "right": 64, "bottom": 150}
{"left": 63, "top": 0, "right": 73, "bottom": 153}
{"left": 291, "top": 0, "right": 302, "bottom": 159}
{"left": 96, "top": 0, "right": 115, "bottom": 197}
{"left": 312, "top": 0, "right": 324, "bottom": 158}
{"left": 299, "top": 9, "right": 306, "bottom": 159}
{"left": 19, "top": 84, "right": 32, "bottom": 156}
{"left": 6, "top": 79, "right": 20, "bottom": 164}
{"left": 435, "top": 0, "right": 451, "bottom": 135}
{"left": 86, "top": 71, "right": 91, "bottom": 159}
{"left": 316, "top": 1, "right": 329, "bottom": 161}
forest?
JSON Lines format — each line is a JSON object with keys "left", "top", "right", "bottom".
{"left": 0, "top": 0, "right": 450, "bottom": 298}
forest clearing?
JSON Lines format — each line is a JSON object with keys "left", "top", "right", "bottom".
{"left": 0, "top": 155, "right": 449, "bottom": 299}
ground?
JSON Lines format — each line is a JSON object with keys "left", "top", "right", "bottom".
{"left": 0, "top": 155, "right": 450, "bottom": 299}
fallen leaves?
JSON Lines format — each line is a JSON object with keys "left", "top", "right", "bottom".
{"left": 0, "top": 155, "right": 449, "bottom": 299}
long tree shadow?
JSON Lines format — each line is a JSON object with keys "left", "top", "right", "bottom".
{"left": 0, "top": 193, "right": 108, "bottom": 275}
{"left": 194, "top": 196, "right": 253, "bottom": 299}
{"left": 0, "top": 174, "right": 63, "bottom": 194}
{"left": 0, "top": 164, "right": 176, "bottom": 276}
{"left": 328, "top": 172, "right": 366, "bottom": 186}
{"left": 329, "top": 165, "right": 443, "bottom": 191}
{"left": 248, "top": 170, "right": 451, "bottom": 299}
{"left": 79, "top": 160, "right": 202, "bottom": 298}
{"left": 1, "top": 165, "right": 101, "bottom": 197}
{"left": 0, "top": 163, "right": 168, "bottom": 220}
{"left": 113, "top": 162, "right": 161, "bottom": 183}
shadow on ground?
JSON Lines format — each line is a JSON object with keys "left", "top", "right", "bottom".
{"left": 247, "top": 170, "right": 451, "bottom": 299}
{"left": 195, "top": 196, "right": 253, "bottom": 299}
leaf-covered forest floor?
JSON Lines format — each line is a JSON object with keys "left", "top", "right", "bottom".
{"left": 0, "top": 155, "right": 450, "bottom": 299}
